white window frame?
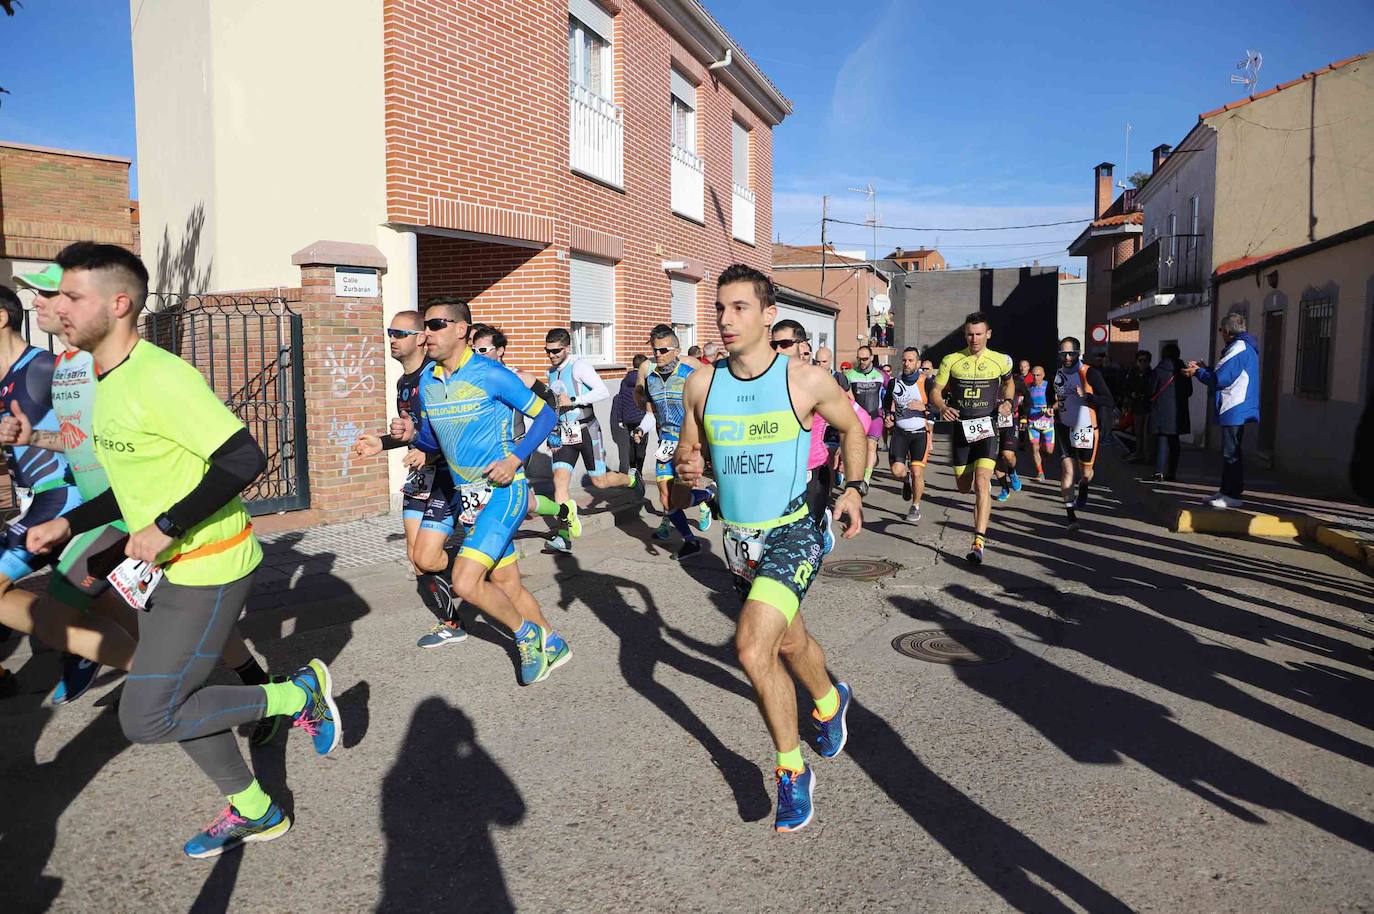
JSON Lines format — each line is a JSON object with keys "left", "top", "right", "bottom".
{"left": 673, "top": 322, "right": 696, "bottom": 352}
{"left": 732, "top": 119, "right": 751, "bottom": 189}
{"left": 1189, "top": 195, "right": 1200, "bottom": 251}
{"left": 670, "top": 69, "right": 696, "bottom": 155}
{"left": 572, "top": 321, "right": 615, "bottom": 365}
{"left": 570, "top": 252, "right": 617, "bottom": 366}
{"left": 1167, "top": 211, "right": 1177, "bottom": 258}
{"left": 568, "top": 14, "right": 613, "bottom": 101}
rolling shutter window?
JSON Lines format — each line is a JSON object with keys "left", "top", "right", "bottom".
{"left": 670, "top": 277, "right": 696, "bottom": 325}
{"left": 570, "top": 254, "right": 615, "bottom": 324}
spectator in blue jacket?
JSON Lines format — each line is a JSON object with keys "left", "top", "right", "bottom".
{"left": 1185, "top": 311, "right": 1260, "bottom": 508}
{"left": 611, "top": 353, "right": 652, "bottom": 483}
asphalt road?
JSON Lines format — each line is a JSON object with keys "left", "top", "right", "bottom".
{"left": 3, "top": 437, "right": 1372, "bottom": 913}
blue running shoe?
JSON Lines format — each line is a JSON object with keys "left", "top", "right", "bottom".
{"left": 1009, "top": 470, "right": 1023, "bottom": 492}
{"left": 652, "top": 519, "right": 672, "bottom": 541}
{"left": 774, "top": 766, "right": 816, "bottom": 833}
{"left": 48, "top": 654, "right": 99, "bottom": 706}
{"left": 544, "top": 630, "right": 573, "bottom": 677}
{"left": 417, "top": 620, "right": 468, "bottom": 649}
{"left": 289, "top": 659, "right": 341, "bottom": 756}
{"left": 822, "top": 510, "right": 835, "bottom": 556}
{"left": 183, "top": 802, "right": 291, "bottom": 859}
{"left": 995, "top": 480, "right": 1011, "bottom": 502}
{"left": 813, "top": 681, "right": 852, "bottom": 758}
{"left": 516, "top": 623, "right": 549, "bottom": 685}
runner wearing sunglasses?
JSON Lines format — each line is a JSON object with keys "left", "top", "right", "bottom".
{"left": 543, "top": 327, "right": 638, "bottom": 554}
{"left": 354, "top": 311, "right": 466, "bottom": 648}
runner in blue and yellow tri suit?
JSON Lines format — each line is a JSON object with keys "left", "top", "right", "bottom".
{"left": 673, "top": 264, "right": 867, "bottom": 834}
{"left": 636, "top": 324, "right": 717, "bottom": 558}
{"left": 393, "top": 297, "right": 570, "bottom": 686}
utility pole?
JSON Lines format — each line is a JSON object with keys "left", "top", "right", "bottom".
{"left": 820, "top": 195, "right": 829, "bottom": 298}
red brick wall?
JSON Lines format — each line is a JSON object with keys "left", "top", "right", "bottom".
{"left": 0, "top": 144, "right": 135, "bottom": 259}
{"left": 390, "top": 0, "right": 776, "bottom": 371}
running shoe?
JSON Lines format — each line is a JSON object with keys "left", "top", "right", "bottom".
{"left": 1075, "top": 483, "right": 1090, "bottom": 509}
{"left": 48, "top": 654, "right": 100, "bottom": 706}
{"left": 995, "top": 479, "right": 1011, "bottom": 502}
{"left": 249, "top": 674, "right": 289, "bottom": 748}
{"left": 545, "top": 534, "right": 572, "bottom": 554}
{"left": 544, "top": 630, "right": 573, "bottom": 677}
{"left": 676, "top": 538, "right": 703, "bottom": 560}
{"left": 183, "top": 802, "right": 291, "bottom": 859}
{"left": 813, "top": 681, "right": 852, "bottom": 758}
{"left": 698, "top": 485, "right": 717, "bottom": 532}
{"left": 1034, "top": 473, "right": 1047, "bottom": 482}
{"left": 1152, "top": 473, "right": 1165, "bottom": 482}
{"left": 417, "top": 620, "right": 468, "bottom": 649}
{"left": 1206, "top": 494, "right": 1244, "bottom": 509}
{"left": 774, "top": 766, "right": 816, "bottom": 833}
{"left": 565, "top": 501, "right": 583, "bottom": 539}
{"left": 967, "top": 541, "right": 985, "bottom": 565}
{"left": 289, "top": 659, "right": 341, "bottom": 756}
{"left": 901, "top": 476, "right": 913, "bottom": 502}
{"left": 1009, "top": 470, "right": 1022, "bottom": 492}
{"left": 652, "top": 519, "right": 672, "bottom": 541}
{"left": 905, "top": 504, "right": 921, "bottom": 523}
{"left": 821, "top": 509, "right": 835, "bottom": 556}
{"left": 516, "top": 623, "right": 549, "bottom": 685}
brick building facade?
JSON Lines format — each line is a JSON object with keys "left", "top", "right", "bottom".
{"left": 0, "top": 141, "right": 138, "bottom": 292}
{"left": 1067, "top": 162, "right": 1142, "bottom": 364}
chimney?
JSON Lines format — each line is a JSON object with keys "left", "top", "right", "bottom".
{"left": 1152, "top": 144, "right": 1172, "bottom": 174}
{"left": 1094, "top": 162, "right": 1115, "bottom": 218}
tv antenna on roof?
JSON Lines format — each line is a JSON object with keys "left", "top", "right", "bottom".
{"left": 847, "top": 183, "right": 879, "bottom": 263}
{"left": 1231, "top": 50, "right": 1263, "bottom": 96}
{"left": 1115, "top": 123, "right": 1133, "bottom": 190}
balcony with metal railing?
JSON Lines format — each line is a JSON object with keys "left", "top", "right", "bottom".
{"left": 569, "top": 81, "right": 623, "bottom": 189}
{"left": 671, "top": 144, "right": 704, "bottom": 223}
{"left": 732, "top": 182, "right": 756, "bottom": 245}
{"left": 1110, "top": 234, "right": 1206, "bottom": 309}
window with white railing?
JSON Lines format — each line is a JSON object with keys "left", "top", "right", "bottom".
{"left": 731, "top": 119, "right": 755, "bottom": 244}
{"left": 670, "top": 69, "right": 704, "bottom": 222}
{"left": 568, "top": 2, "right": 622, "bottom": 187}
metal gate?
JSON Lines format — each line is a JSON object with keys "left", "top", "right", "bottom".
{"left": 142, "top": 293, "right": 310, "bottom": 514}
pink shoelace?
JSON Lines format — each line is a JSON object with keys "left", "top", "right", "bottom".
{"left": 292, "top": 711, "right": 320, "bottom": 737}
{"left": 207, "top": 805, "right": 247, "bottom": 837}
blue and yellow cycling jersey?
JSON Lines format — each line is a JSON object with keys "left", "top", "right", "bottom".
{"left": 1, "top": 346, "right": 76, "bottom": 495}
{"left": 413, "top": 348, "right": 550, "bottom": 485}
{"left": 645, "top": 359, "right": 695, "bottom": 439}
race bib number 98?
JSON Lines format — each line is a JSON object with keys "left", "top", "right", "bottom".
{"left": 723, "top": 524, "right": 767, "bottom": 583}
{"left": 961, "top": 416, "right": 994, "bottom": 443}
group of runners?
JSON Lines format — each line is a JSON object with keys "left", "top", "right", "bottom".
{"left": 3, "top": 250, "right": 1118, "bottom": 851}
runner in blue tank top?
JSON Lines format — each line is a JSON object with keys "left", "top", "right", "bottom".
{"left": 672, "top": 264, "right": 868, "bottom": 834}
{"left": 635, "top": 324, "right": 718, "bottom": 557}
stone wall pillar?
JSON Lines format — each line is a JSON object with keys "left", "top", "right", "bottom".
{"left": 292, "top": 240, "right": 391, "bottom": 523}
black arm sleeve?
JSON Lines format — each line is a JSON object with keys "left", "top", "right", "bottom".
{"left": 1086, "top": 368, "right": 1116, "bottom": 411}
{"left": 380, "top": 434, "right": 407, "bottom": 450}
{"left": 63, "top": 488, "right": 122, "bottom": 536}
{"left": 164, "top": 428, "right": 267, "bottom": 532}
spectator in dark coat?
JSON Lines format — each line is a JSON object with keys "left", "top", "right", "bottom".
{"left": 1124, "top": 350, "right": 1153, "bottom": 461}
{"left": 611, "top": 353, "right": 651, "bottom": 481}
{"left": 1149, "top": 342, "right": 1192, "bottom": 481}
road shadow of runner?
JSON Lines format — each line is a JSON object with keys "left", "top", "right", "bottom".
{"left": 376, "top": 697, "right": 524, "bottom": 913}
{"left": 0, "top": 698, "right": 128, "bottom": 913}
{"left": 893, "top": 593, "right": 1374, "bottom": 854}
{"left": 546, "top": 546, "right": 771, "bottom": 822}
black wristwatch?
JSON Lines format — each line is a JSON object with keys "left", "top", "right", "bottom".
{"left": 155, "top": 513, "right": 185, "bottom": 539}
{"left": 845, "top": 480, "right": 869, "bottom": 497}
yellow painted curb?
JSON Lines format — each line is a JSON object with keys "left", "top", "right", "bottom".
{"left": 1314, "top": 525, "right": 1371, "bottom": 562}
{"left": 1177, "top": 508, "right": 1309, "bottom": 538}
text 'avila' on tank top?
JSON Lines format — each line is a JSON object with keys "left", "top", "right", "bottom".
{"left": 703, "top": 354, "right": 809, "bottom": 529}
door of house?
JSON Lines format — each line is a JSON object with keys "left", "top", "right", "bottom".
{"left": 1259, "top": 311, "right": 1283, "bottom": 452}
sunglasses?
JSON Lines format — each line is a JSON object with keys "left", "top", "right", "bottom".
{"left": 424, "top": 318, "right": 462, "bottom": 332}
{"left": 769, "top": 339, "right": 799, "bottom": 350}
{"left": 544, "top": 347, "right": 566, "bottom": 355}
{"left": 651, "top": 346, "right": 676, "bottom": 355}
{"left": 386, "top": 328, "right": 421, "bottom": 339}
{"left": 473, "top": 345, "right": 496, "bottom": 354}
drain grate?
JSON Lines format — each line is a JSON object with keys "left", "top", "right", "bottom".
{"left": 891, "top": 630, "right": 1013, "bottom": 665}
{"left": 821, "top": 558, "right": 901, "bottom": 581}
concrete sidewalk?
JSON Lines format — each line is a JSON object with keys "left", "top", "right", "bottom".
{"left": 1100, "top": 441, "right": 1374, "bottom": 570}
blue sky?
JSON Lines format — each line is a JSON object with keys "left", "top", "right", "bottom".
{"left": 2, "top": 0, "right": 1370, "bottom": 272}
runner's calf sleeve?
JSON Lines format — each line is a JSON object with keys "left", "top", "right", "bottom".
{"left": 668, "top": 510, "right": 694, "bottom": 540}
{"left": 164, "top": 429, "right": 268, "bottom": 532}
{"left": 533, "top": 494, "right": 564, "bottom": 517}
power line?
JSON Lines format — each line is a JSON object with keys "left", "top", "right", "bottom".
{"left": 827, "top": 237, "right": 1078, "bottom": 250}
{"left": 825, "top": 215, "right": 1091, "bottom": 232}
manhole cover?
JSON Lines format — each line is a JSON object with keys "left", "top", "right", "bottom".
{"left": 891, "top": 630, "right": 1013, "bottom": 665}
{"left": 821, "top": 558, "right": 900, "bottom": 581}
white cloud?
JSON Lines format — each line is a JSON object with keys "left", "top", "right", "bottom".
{"left": 827, "top": 2, "right": 907, "bottom": 134}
